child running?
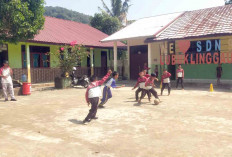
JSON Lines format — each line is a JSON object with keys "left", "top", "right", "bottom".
{"left": 98, "top": 71, "right": 125, "bottom": 108}
{"left": 132, "top": 71, "right": 149, "bottom": 102}
{"left": 138, "top": 73, "right": 160, "bottom": 104}
{"left": 83, "top": 70, "right": 112, "bottom": 124}
{"left": 161, "top": 69, "right": 172, "bottom": 96}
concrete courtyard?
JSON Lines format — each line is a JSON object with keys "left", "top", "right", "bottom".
{"left": 0, "top": 84, "right": 232, "bottom": 157}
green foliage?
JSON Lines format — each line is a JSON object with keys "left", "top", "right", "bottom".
{"left": 225, "top": 0, "right": 232, "bottom": 5}
{"left": 50, "top": 41, "right": 88, "bottom": 76}
{"left": 44, "top": 6, "right": 91, "bottom": 24}
{"left": 99, "top": 0, "right": 131, "bottom": 24}
{"left": 0, "top": 0, "right": 45, "bottom": 43}
{"left": 91, "top": 13, "right": 121, "bottom": 35}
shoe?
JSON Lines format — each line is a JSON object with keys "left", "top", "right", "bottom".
{"left": 98, "top": 105, "right": 105, "bottom": 109}
{"left": 82, "top": 119, "right": 91, "bottom": 125}
{"left": 5, "top": 98, "right": 8, "bottom": 102}
{"left": 11, "top": 99, "right": 17, "bottom": 101}
{"left": 138, "top": 99, "right": 141, "bottom": 104}
{"left": 92, "top": 117, "right": 98, "bottom": 120}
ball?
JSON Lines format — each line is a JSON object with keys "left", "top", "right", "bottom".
{"left": 154, "top": 99, "right": 160, "bottom": 105}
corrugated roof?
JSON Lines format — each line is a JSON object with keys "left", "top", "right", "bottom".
{"left": 101, "top": 12, "right": 184, "bottom": 42}
{"left": 27, "top": 16, "right": 125, "bottom": 48}
{"left": 153, "top": 5, "right": 232, "bottom": 41}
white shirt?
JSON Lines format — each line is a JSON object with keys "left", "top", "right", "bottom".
{"left": 88, "top": 86, "right": 102, "bottom": 98}
{"left": 1, "top": 67, "right": 12, "bottom": 84}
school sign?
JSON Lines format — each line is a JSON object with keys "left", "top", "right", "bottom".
{"left": 160, "top": 39, "right": 232, "bottom": 65}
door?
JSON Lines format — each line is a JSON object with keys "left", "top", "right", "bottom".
{"left": 101, "top": 51, "right": 107, "bottom": 76}
{"left": 130, "top": 45, "right": 148, "bottom": 80}
{"left": 0, "top": 44, "right": 8, "bottom": 67}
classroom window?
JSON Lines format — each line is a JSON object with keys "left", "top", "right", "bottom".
{"left": 22, "top": 45, "right": 50, "bottom": 68}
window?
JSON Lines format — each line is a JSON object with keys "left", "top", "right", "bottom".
{"left": 22, "top": 45, "right": 50, "bottom": 68}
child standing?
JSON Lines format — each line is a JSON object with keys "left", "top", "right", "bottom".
{"left": 98, "top": 71, "right": 125, "bottom": 108}
{"left": 161, "top": 69, "right": 172, "bottom": 96}
{"left": 176, "top": 64, "right": 184, "bottom": 89}
{"left": 83, "top": 70, "right": 112, "bottom": 124}
{"left": 132, "top": 71, "right": 147, "bottom": 101}
{"left": 139, "top": 73, "right": 160, "bottom": 103}
{"left": 154, "top": 65, "right": 159, "bottom": 78}
{"left": 216, "top": 63, "right": 223, "bottom": 85}
{"left": 0, "top": 60, "right": 17, "bottom": 101}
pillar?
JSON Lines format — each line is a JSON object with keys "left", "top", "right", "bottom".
{"left": 113, "top": 42, "right": 117, "bottom": 71}
{"left": 90, "top": 48, "right": 94, "bottom": 76}
{"left": 148, "top": 43, "right": 152, "bottom": 74}
{"left": 26, "top": 44, "right": 31, "bottom": 83}
{"left": 127, "top": 42, "right": 130, "bottom": 79}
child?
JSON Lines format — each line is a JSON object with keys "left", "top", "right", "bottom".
{"left": 83, "top": 70, "right": 112, "bottom": 124}
{"left": 132, "top": 71, "right": 149, "bottom": 102}
{"left": 154, "top": 65, "right": 159, "bottom": 78}
{"left": 161, "top": 69, "right": 172, "bottom": 96}
{"left": 98, "top": 71, "right": 125, "bottom": 108}
{"left": 216, "top": 63, "right": 223, "bottom": 85}
{"left": 176, "top": 64, "right": 184, "bottom": 89}
{"left": 143, "top": 63, "right": 150, "bottom": 71}
{"left": 143, "top": 69, "right": 151, "bottom": 101}
{"left": 139, "top": 73, "right": 160, "bottom": 103}
{"left": 0, "top": 60, "right": 17, "bottom": 101}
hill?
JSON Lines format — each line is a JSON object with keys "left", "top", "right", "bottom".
{"left": 44, "top": 6, "right": 92, "bottom": 24}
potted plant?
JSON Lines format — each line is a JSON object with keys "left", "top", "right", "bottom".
{"left": 51, "top": 41, "right": 87, "bottom": 89}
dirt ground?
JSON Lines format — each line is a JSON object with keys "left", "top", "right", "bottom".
{"left": 0, "top": 84, "right": 232, "bottom": 157}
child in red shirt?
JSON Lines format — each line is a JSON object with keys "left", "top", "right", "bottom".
{"left": 139, "top": 73, "right": 160, "bottom": 104}
{"left": 161, "top": 69, "right": 171, "bottom": 96}
{"left": 176, "top": 64, "right": 184, "bottom": 89}
{"left": 132, "top": 71, "right": 150, "bottom": 102}
{"left": 83, "top": 70, "right": 112, "bottom": 124}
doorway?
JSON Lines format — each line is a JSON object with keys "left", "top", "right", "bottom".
{"left": 101, "top": 51, "right": 107, "bottom": 76}
{"left": 0, "top": 44, "right": 8, "bottom": 67}
{"left": 130, "top": 45, "right": 148, "bottom": 80}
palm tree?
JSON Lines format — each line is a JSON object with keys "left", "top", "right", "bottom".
{"left": 225, "top": 0, "right": 232, "bottom": 5}
{"left": 99, "top": 0, "right": 131, "bottom": 25}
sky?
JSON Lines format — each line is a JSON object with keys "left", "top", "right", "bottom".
{"left": 45, "top": 0, "right": 225, "bottom": 20}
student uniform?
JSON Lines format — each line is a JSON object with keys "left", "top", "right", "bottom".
{"left": 134, "top": 76, "right": 149, "bottom": 101}
{"left": 176, "top": 68, "right": 184, "bottom": 89}
{"left": 98, "top": 78, "right": 117, "bottom": 107}
{"left": 161, "top": 72, "right": 171, "bottom": 95}
{"left": 84, "top": 72, "right": 110, "bottom": 121}
{"left": 0, "top": 67, "right": 15, "bottom": 100}
{"left": 140, "top": 77, "right": 159, "bottom": 100}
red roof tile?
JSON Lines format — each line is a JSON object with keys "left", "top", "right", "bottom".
{"left": 154, "top": 5, "right": 232, "bottom": 41}
{"left": 28, "top": 16, "right": 125, "bottom": 48}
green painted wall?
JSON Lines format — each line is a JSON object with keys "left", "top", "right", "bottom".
{"left": 8, "top": 43, "right": 22, "bottom": 68}
{"left": 7, "top": 42, "right": 61, "bottom": 68}
{"left": 181, "top": 64, "right": 232, "bottom": 80}
{"left": 175, "top": 36, "right": 232, "bottom": 80}
{"left": 7, "top": 41, "right": 111, "bottom": 69}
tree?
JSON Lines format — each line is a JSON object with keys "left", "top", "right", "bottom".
{"left": 0, "top": 0, "right": 45, "bottom": 43}
{"left": 90, "top": 13, "right": 121, "bottom": 35}
{"left": 225, "top": 0, "right": 232, "bottom": 5}
{"left": 99, "top": 0, "right": 131, "bottom": 25}
{"left": 44, "top": 6, "right": 91, "bottom": 24}
{"left": 50, "top": 41, "right": 87, "bottom": 76}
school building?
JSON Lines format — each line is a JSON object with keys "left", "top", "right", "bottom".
{"left": 102, "top": 5, "right": 232, "bottom": 83}
{"left": 0, "top": 16, "right": 125, "bottom": 83}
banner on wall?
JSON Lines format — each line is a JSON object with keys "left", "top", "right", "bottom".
{"left": 160, "top": 39, "right": 232, "bottom": 65}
